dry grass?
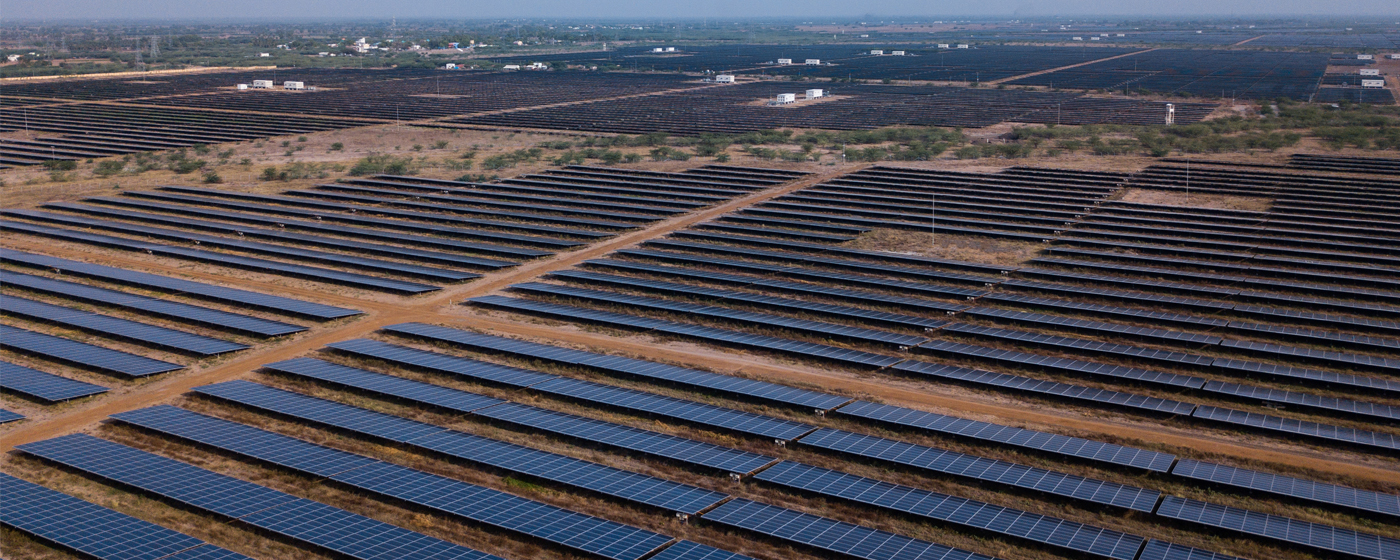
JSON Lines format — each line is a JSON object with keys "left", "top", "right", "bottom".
{"left": 1118, "top": 187, "right": 1274, "bottom": 212}
{"left": 843, "top": 228, "right": 1045, "bottom": 267}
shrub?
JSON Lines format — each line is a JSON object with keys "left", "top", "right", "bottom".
{"left": 42, "top": 159, "right": 77, "bottom": 171}
{"left": 348, "top": 154, "right": 414, "bottom": 176}
{"left": 329, "top": 142, "right": 344, "bottom": 151}
{"left": 202, "top": 171, "right": 223, "bottom": 184}
{"left": 261, "top": 166, "right": 280, "bottom": 181}
{"left": 93, "top": 160, "right": 125, "bottom": 177}
{"left": 170, "top": 158, "right": 206, "bottom": 174}
{"left": 297, "top": 136, "right": 308, "bottom": 142}
{"left": 622, "top": 153, "right": 642, "bottom": 163}
{"left": 432, "top": 140, "right": 449, "bottom": 149}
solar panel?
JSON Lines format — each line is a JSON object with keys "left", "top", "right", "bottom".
{"left": 288, "top": 188, "right": 642, "bottom": 229}
{"left": 0, "top": 324, "right": 183, "bottom": 377}
{"left": 1212, "top": 359, "right": 1400, "bottom": 395}
{"left": 1136, "top": 539, "right": 1248, "bottom": 560}
{"left": 964, "top": 307, "right": 1223, "bottom": 346}
{"left": 756, "top": 461, "right": 1144, "bottom": 560}
{"left": 1171, "top": 459, "right": 1400, "bottom": 519}
{"left": 1201, "top": 381, "right": 1399, "bottom": 422}
{"left": 796, "top": 428, "right": 1161, "bottom": 512}
{"left": 836, "top": 400, "right": 1176, "bottom": 472}
{"left": 0, "top": 248, "right": 360, "bottom": 320}
{"left": 1155, "top": 495, "right": 1400, "bottom": 560}
{"left": 469, "top": 296, "right": 905, "bottom": 368}
{"left": 1226, "top": 322, "right": 1397, "bottom": 354}
{"left": 261, "top": 357, "right": 506, "bottom": 414}
{"left": 979, "top": 293, "right": 1229, "bottom": 329}
{"left": 193, "top": 380, "right": 447, "bottom": 443}
{"left": 380, "top": 322, "right": 850, "bottom": 410}
{"left": 309, "top": 183, "right": 673, "bottom": 220}
{"left": 1, "top": 219, "right": 444, "bottom": 295}
{"left": 1, "top": 295, "right": 248, "bottom": 356}
{"left": 1221, "top": 339, "right": 1400, "bottom": 376}
{"left": 528, "top": 377, "right": 815, "bottom": 441}
{"left": 648, "top": 540, "right": 760, "bottom": 560}
{"left": 14, "top": 434, "right": 503, "bottom": 560}
{"left": 474, "top": 402, "right": 776, "bottom": 475}
{"left": 324, "top": 338, "right": 558, "bottom": 388}
{"left": 0, "top": 360, "right": 108, "bottom": 402}
{"left": 0, "top": 408, "right": 24, "bottom": 424}
{"left": 550, "top": 269, "right": 948, "bottom": 330}
{"left": 0, "top": 472, "right": 253, "bottom": 560}
{"left": 1002, "top": 279, "right": 1233, "bottom": 311}
{"left": 915, "top": 338, "right": 1207, "bottom": 389}
{"left": 942, "top": 323, "right": 1217, "bottom": 368}
{"left": 1193, "top": 406, "right": 1399, "bottom": 451}
{"left": 892, "top": 360, "right": 1198, "bottom": 416}
{"left": 0, "top": 270, "right": 305, "bottom": 337}
{"left": 115, "top": 403, "right": 728, "bottom": 516}
{"left": 645, "top": 239, "right": 1006, "bottom": 286}
{"left": 667, "top": 230, "right": 1016, "bottom": 276}
{"left": 699, "top": 498, "right": 994, "bottom": 560}
{"left": 509, "top": 281, "right": 930, "bottom": 348}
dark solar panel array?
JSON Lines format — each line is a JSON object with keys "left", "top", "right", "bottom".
{"left": 381, "top": 322, "right": 851, "bottom": 410}
{"left": 0, "top": 248, "right": 359, "bottom": 320}
{"left": 0, "top": 472, "right": 254, "bottom": 560}
{"left": 1201, "top": 381, "right": 1399, "bottom": 422}
{"left": 15, "top": 434, "right": 506, "bottom": 560}
{"left": 1192, "top": 406, "right": 1398, "bottom": 452}
{"left": 1171, "top": 459, "right": 1400, "bottom": 519}
{"left": 702, "top": 498, "right": 994, "bottom": 560}
{"left": 1155, "top": 495, "right": 1400, "bottom": 560}
{"left": 836, "top": 400, "right": 1176, "bottom": 472}
{"left": 261, "top": 357, "right": 505, "bottom": 414}
{"left": 1136, "top": 539, "right": 1249, "bottom": 560}
{"left": 0, "top": 324, "right": 183, "bottom": 377}
{"left": 325, "top": 338, "right": 559, "bottom": 388}
{"left": 187, "top": 381, "right": 729, "bottom": 515}
{"left": 892, "top": 360, "right": 1198, "bottom": 416}
{"left": 756, "top": 461, "right": 1145, "bottom": 560}
{"left": 649, "top": 540, "right": 760, "bottom": 560}
{"left": 0, "top": 408, "right": 26, "bottom": 423}
{"left": 0, "top": 360, "right": 108, "bottom": 402}
{"left": 0, "top": 270, "right": 304, "bottom": 337}
{"left": 0, "top": 295, "right": 248, "bottom": 356}
{"left": 798, "top": 428, "right": 1161, "bottom": 512}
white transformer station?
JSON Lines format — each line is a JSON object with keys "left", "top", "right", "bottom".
{"left": 1165, "top": 104, "right": 1176, "bottom": 126}
{"left": 775, "top": 93, "right": 797, "bottom": 104}
{"left": 806, "top": 88, "right": 824, "bottom": 99}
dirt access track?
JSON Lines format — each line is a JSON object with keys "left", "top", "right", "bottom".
{"left": 3, "top": 166, "right": 1398, "bottom": 488}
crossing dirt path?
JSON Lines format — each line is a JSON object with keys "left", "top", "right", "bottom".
{"left": 986, "top": 47, "right": 1158, "bottom": 85}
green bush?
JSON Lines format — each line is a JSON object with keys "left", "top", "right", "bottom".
{"left": 93, "top": 160, "right": 125, "bottom": 177}
{"left": 42, "top": 160, "right": 78, "bottom": 171}
{"left": 202, "top": 171, "right": 222, "bottom": 184}
{"left": 329, "top": 142, "right": 344, "bottom": 151}
{"left": 170, "top": 158, "right": 206, "bottom": 174}
{"left": 348, "top": 154, "right": 414, "bottom": 176}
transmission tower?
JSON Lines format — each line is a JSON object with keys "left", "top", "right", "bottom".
{"left": 134, "top": 41, "right": 145, "bottom": 72}
{"left": 149, "top": 36, "right": 160, "bottom": 62}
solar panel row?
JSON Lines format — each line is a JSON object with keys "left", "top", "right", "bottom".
{"left": 0, "top": 408, "right": 27, "bottom": 423}
{"left": 892, "top": 360, "right": 1199, "bottom": 416}
{"left": 16, "top": 434, "right": 506, "bottom": 560}
{"left": 187, "top": 381, "right": 730, "bottom": 515}
{"left": 325, "top": 338, "right": 559, "bottom": 388}
{"left": 1171, "top": 459, "right": 1400, "bottom": 519}
{"left": 0, "top": 248, "right": 359, "bottom": 320}
{"left": 0, "top": 295, "right": 248, "bottom": 356}
{"left": 0, "top": 473, "right": 255, "bottom": 560}
{"left": 0, "top": 360, "right": 109, "bottom": 402}
{"left": 0, "top": 324, "right": 183, "bottom": 377}
{"left": 1155, "top": 495, "right": 1400, "bottom": 560}
{"left": 0, "top": 270, "right": 305, "bottom": 337}
{"left": 1192, "top": 406, "right": 1398, "bottom": 452}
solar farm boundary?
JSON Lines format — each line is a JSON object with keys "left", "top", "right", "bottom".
{"left": 985, "top": 48, "right": 1160, "bottom": 85}
{"left": 6, "top": 170, "right": 1400, "bottom": 490}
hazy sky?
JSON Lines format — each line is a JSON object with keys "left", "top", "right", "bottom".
{"left": 6, "top": 0, "right": 1400, "bottom": 21}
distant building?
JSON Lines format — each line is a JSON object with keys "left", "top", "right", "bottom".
{"left": 775, "top": 93, "right": 796, "bottom": 104}
{"left": 444, "top": 63, "right": 458, "bottom": 69}
{"left": 283, "top": 81, "right": 305, "bottom": 90}
{"left": 502, "top": 64, "right": 521, "bottom": 70}
{"left": 1360, "top": 68, "right": 1380, "bottom": 76}
{"left": 714, "top": 74, "right": 736, "bottom": 83}
{"left": 1362, "top": 79, "right": 1386, "bottom": 88}
{"left": 806, "top": 88, "right": 824, "bottom": 99}
{"left": 804, "top": 59, "right": 821, "bottom": 65}
{"left": 891, "top": 50, "right": 905, "bottom": 56}
{"left": 257, "top": 52, "right": 271, "bottom": 57}
{"left": 956, "top": 44, "right": 969, "bottom": 49}
{"left": 251, "top": 80, "right": 274, "bottom": 88}
{"left": 5, "top": 54, "right": 20, "bottom": 62}
{"left": 937, "top": 44, "right": 950, "bottom": 49}
{"left": 1358, "top": 54, "right": 1375, "bottom": 60}
{"left": 870, "top": 49, "right": 884, "bottom": 55}
{"left": 777, "top": 58, "right": 793, "bottom": 64}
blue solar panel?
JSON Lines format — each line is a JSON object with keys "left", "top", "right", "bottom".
{"left": 0, "top": 248, "right": 359, "bottom": 320}
{"left": 0, "top": 324, "right": 183, "bottom": 377}
{"left": 187, "top": 382, "right": 729, "bottom": 515}
{"left": 1, "top": 295, "right": 248, "bottom": 356}
{"left": 892, "top": 360, "right": 1198, "bottom": 416}
{"left": 836, "top": 400, "right": 1176, "bottom": 472}
{"left": 475, "top": 402, "right": 776, "bottom": 475}
{"left": 700, "top": 498, "right": 994, "bottom": 560}
{"left": 381, "top": 322, "right": 849, "bottom": 410}
{"left": 0, "top": 270, "right": 305, "bottom": 337}
{"left": 529, "top": 377, "right": 815, "bottom": 441}
{"left": 1171, "top": 459, "right": 1400, "bottom": 519}
{"left": 797, "top": 428, "right": 1161, "bottom": 512}
{"left": 0, "top": 472, "right": 252, "bottom": 560}
{"left": 915, "top": 338, "right": 1207, "bottom": 389}
{"left": 647, "top": 541, "right": 759, "bottom": 560}
{"left": 1155, "top": 495, "right": 1400, "bottom": 560}
{"left": 1192, "top": 406, "right": 1398, "bottom": 452}
{"left": 1136, "top": 539, "right": 1248, "bottom": 560}
{"left": 261, "top": 357, "right": 506, "bottom": 414}
{"left": 324, "top": 338, "right": 558, "bottom": 388}
{"left": 0, "top": 408, "right": 24, "bottom": 423}
{"left": 755, "top": 461, "right": 1144, "bottom": 560}
{"left": 0, "top": 360, "right": 108, "bottom": 402}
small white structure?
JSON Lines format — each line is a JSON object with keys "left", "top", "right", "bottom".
{"left": 891, "top": 50, "right": 905, "bottom": 56}
{"left": 283, "top": 81, "right": 305, "bottom": 90}
{"left": 805, "top": 88, "right": 824, "bottom": 99}
{"left": 870, "top": 49, "right": 884, "bottom": 55}
{"left": 318, "top": 52, "right": 329, "bottom": 57}
{"left": 251, "top": 80, "right": 274, "bottom": 89}
{"left": 526, "top": 62, "right": 547, "bottom": 70}
{"left": 1116, "top": 33, "right": 1126, "bottom": 37}
{"left": 956, "top": 44, "right": 969, "bottom": 49}
{"left": 775, "top": 93, "right": 797, "bottom": 104}
{"left": 1390, "top": 54, "right": 1400, "bottom": 60}
{"left": 665, "top": 47, "right": 676, "bottom": 52}
{"left": 1358, "top": 54, "right": 1375, "bottom": 60}
{"left": 714, "top": 74, "right": 736, "bottom": 83}
{"left": 1362, "top": 79, "right": 1386, "bottom": 88}
{"left": 1360, "top": 68, "right": 1380, "bottom": 76}
{"left": 502, "top": 64, "right": 521, "bottom": 70}
{"left": 804, "top": 59, "right": 820, "bottom": 65}
{"left": 1072, "top": 36, "right": 1083, "bottom": 41}
{"left": 777, "top": 58, "right": 793, "bottom": 65}
{"left": 937, "top": 44, "right": 950, "bottom": 48}
{"left": 257, "top": 52, "right": 271, "bottom": 57}
{"left": 1091, "top": 37, "right": 1101, "bottom": 41}
{"left": 6, "top": 54, "right": 20, "bottom": 62}
{"left": 444, "top": 63, "right": 458, "bottom": 70}
{"left": 1165, "top": 103, "right": 1175, "bottom": 126}
{"left": 652, "top": 47, "right": 664, "bottom": 52}
{"left": 236, "top": 84, "right": 249, "bottom": 90}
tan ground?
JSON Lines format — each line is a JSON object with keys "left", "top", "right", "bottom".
{"left": 1118, "top": 187, "right": 1275, "bottom": 212}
